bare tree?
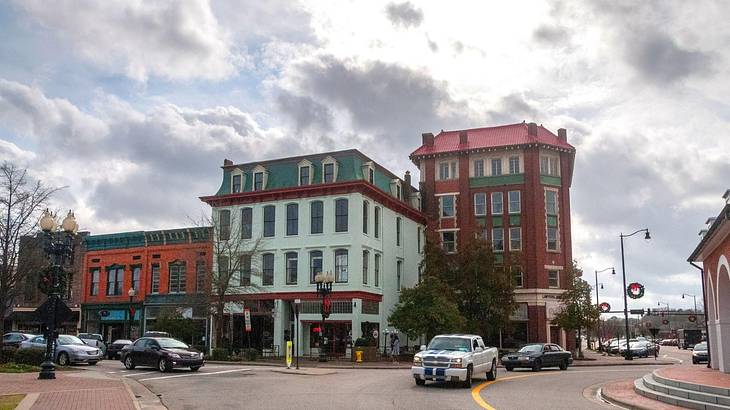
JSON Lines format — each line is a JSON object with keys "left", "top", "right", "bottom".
{"left": 0, "top": 162, "right": 60, "bottom": 336}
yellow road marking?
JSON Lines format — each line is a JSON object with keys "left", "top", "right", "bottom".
{"left": 471, "top": 373, "right": 553, "bottom": 409}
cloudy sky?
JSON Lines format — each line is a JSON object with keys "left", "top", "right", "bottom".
{"left": 1, "top": 0, "right": 727, "bottom": 313}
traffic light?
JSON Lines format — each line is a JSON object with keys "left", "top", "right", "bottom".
{"left": 646, "top": 308, "right": 652, "bottom": 316}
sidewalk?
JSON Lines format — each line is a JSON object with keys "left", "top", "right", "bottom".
{"left": 573, "top": 349, "right": 675, "bottom": 366}
{"left": 0, "top": 371, "right": 136, "bottom": 410}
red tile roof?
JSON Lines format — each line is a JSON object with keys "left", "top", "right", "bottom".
{"left": 410, "top": 123, "right": 575, "bottom": 159}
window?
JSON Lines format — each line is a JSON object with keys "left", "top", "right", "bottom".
{"left": 547, "top": 227, "right": 559, "bottom": 251}
{"left": 396, "top": 184, "right": 402, "bottom": 200}
{"left": 508, "top": 191, "right": 521, "bottom": 214}
{"left": 362, "top": 201, "right": 369, "bottom": 234}
{"left": 132, "top": 266, "right": 141, "bottom": 291}
{"left": 219, "top": 210, "right": 231, "bottom": 240}
{"left": 362, "top": 250, "right": 369, "bottom": 285}
{"left": 218, "top": 256, "right": 229, "bottom": 285}
{"left": 491, "top": 158, "right": 502, "bottom": 176}
{"left": 474, "top": 193, "right": 486, "bottom": 215}
{"left": 334, "top": 249, "right": 348, "bottom": 283}
{"left": 232, "top": 174, "right": 242, "bottom": 193}
{"left": 106, "top": 267, "right": 123, "bottom": 296}
{"left": 286, "top": 252, "right": 298, "bottom": 285}
{"left": 241, "top": 208, "right": 252, "bottom": 239}
{"left": 548, "top": 270, "right": 559, "bottom": 288}
{"left": 512, "top": 268, "right": 523, "bottom": 288}
{"left": 549, "top": 157, "right": 560, "bottom": 176}
{"left": 478, "top": 225, "right": 489, "bottom": 241}
{"left": 546, "top": 190, "right": 558, "bottom": 215}
{"left": 374, "top": 207, "right": 381, "bottom": 238}
{"left": 196, "top": 261, "right": 206, "bottom": 293}
{"left": 438, "top": 161, "right": 457, "bottom": 180}
{"left": 239, "top": 254, "right": 251, "bottom": 286}
{"left": 309, "top": 251, "right": 323, "bottom": 283}
{"left": 491, "top": 192, "right": 503, "bottom": 215}
{"left": 374, "top": 254, "right": 380, "bottom": 287}
{"left": 441, "top": 231, "right": 456, "bottom": 253}
{"left": 509, "top": 227, "right": 522, "bottom": 251}
{"left": 474, "top": 159, "right": 484, "bottom": 177}
{"left": 324, "top": 163, "right": 335, "bottom": 183}
{"left": 417, "top": 227, "right": 422, "bottom": 253}
{"left": 540, "top": 156, "right": 550, "bottom": 175}
{"left": 90, "top": 269, "right": 100, "bottom": 296}
{"left": 254, "top": 172, "right": 264, "bottom": 191}
{"left": 262, "top": 253, "right": 274, "bottom": 286}
{"left": 368, "top": 168, "right": 375, "bottom": 184}
{"left": 440, "top": 195, "right": 455, "bottom": 217}
{"left": 169, "top": 262, "right": 186, "bottom": 293}
{"left": 286, "top": 203, "right": 298, "bottom": 236}
{"left": 263, "top": 205, "right": 276, "bottom": 237}
{"left": 299, "top": 166, "right": 310, "bottom": 186}
{"left": 396, "top": 217, "right": 402, "bottom": 246}
{"left": 151, "top": 264, "right": 160, "bottom": 294}
{"left": 492, "top": 228, "right": 504, "bottom": 251}
{"left": 335, "top": 198, "right": 348, "bottom": 232}
{"left": 303, "top": 204, "right": 318, "bottom": 236}
{"left": 541, "top": 156, "right": 560, "bottom": 176}
{"left": 509, "top": 156, "right": 520, "bottom": 175}
{"left": 397, "top": 260, "right": 402, "bottom": 291}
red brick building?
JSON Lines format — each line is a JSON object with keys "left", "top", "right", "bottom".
{"left": 410, "top": 122, "right": 575, "bottom": 348}
{"left": 80, "top": 228, "right": 212, "bottom": 344}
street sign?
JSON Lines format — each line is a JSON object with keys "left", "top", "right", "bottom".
{"left": 244, "top": 308, "right": 252, "bottom": 332}
{"left": 599, "top": 302, "right": 611, "bottom": 313}
{"left": 630, "top": 309, "right": 645, "bottom": 315}
{"left": 35, "top": 298, "right": 74, "bottom": 328}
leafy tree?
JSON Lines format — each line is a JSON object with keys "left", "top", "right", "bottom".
{"left": 153, "top": 307, "right": 200, "bottom": 344}
{"left": 552, "top": 260, "right": 599, "bottom": 358}
{"left": 388, "top": 276, "right": 465, "bottom": 342}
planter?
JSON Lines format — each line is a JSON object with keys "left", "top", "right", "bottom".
{"left": 352, "top": 346, "right": 377, "bottom": 362}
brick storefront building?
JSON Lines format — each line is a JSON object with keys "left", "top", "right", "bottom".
{"left": 80, "top": 228, "right": 212, "bottom": 344}
{"left": 410, "top": 122, "right": 576, "bottom": 348}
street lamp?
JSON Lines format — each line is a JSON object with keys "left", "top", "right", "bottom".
{"left": 620, "top": 228, "right": 651, "bottom": 361}
{"left": 315, "top": 272, "right": 333, "bottom": 362}
{"left": 594, "top": 267, "right": 615, "bottom": 351}
{"left": 38, "top": 209, "right": 78, "bottom": 380}
{"left": 127, "top": 288, "right": 137, "bottom": 340}
{"left": 682, "top": 293, "right": 697, "bottom": 313}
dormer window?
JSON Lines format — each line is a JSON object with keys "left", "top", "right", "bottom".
{"left": 252, "top": 165, "right": 267, "bottom": 191}
{"left": 231, "top": 170, "right": 243, "bottom": 193}
{"left": 322, "top": 156, "right": 338, "bottom": 183}
{"left": 390, "top": 179, "right": 402, "bottom": 200}
{"left": 298, "top": 159, "right": 313, "bottom": 186}
{"left": 362, "top": 161, "right": 375, "bottom": 184}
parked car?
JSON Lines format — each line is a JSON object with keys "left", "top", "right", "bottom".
{"left": 106, "top": 339, "right": 134, "bottom": 359}
{"left": 20, "top": 335, "right": 102, "bottom": 366}
{"left": 607, "top": 339, "right": 622, "bottom": 354}
{"left": 3, "top": 332, "right": 36, "bottom": 349}
{"left": 411, "top": 334, "right": 498, "bottom": 387}
{"left": 121, "top": 337, "right": 204, "bottom": 372}
{"left": 78, "top": 333, "right": 106, "bottom": 355}
{"left": 619, "top": 340, "right": 657, "bottom": 358}
{"left": 692, "top": 342, "right": 708, "bottom": 364}
{"left": 501, "top": 343, "right": 573, "bottom": 372}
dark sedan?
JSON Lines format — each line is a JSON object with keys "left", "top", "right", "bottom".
{"left": 692, "top": 342, "right": 708, "bottom": 364}
{"left": 106, "top": 339, "right": 133, "bottom": 359}
{"left": 3, "top": 332, "right": 36, "bottom": 349}
{"left": 121, "top": 337, "right": 204, "bottom": 372}
{"left": 501, "top": 343, "right": 573, "bottom": 371}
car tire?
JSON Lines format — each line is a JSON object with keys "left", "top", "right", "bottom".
{"left": 158, "top": 359, "right": 170, "bottom": 373}
{"left": 486, "top": 359, "right": 497, "bottom": 381}
{"left": 692, "top": 358, "right": 698, "bottom": 364}
{"left": 532, "top": 359, "right": 541, "bottom": 372}
{"left": 415, "top": 379, "right": 425, "bottom": 386}
{"left": 124, "top": 355, "right": 135, "bottom": 370}
{"left": 505, "top": 366, "right": 514, "bottom": 372}
{"left": 89, "top": 361, "right": 98, "bottom": 365}
{"left": 461, "top": 365, "right": 473, "bottom": 388}
{"left": 190, "top": 366, "right": 201, "bottom": 372}
{"left": 57, "top": 352, "right": 69, "bottom": 366}
{"left": 559, "top": 359, "right": 568, "bottom": 370}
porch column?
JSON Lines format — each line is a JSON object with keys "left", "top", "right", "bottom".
{"left": 715, "top": 319, "right": 730, "bottom": 373}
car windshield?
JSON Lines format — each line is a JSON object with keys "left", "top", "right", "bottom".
{"left": 57, "top": 335, "right": 85, "bottom": 345}
{"left": 427, "top": 337, "right": 471, "bottom": 352}
{"left": 156, "top": 338, "right": 189, "bottom": 349}
{"left": 518, "top": 344, "right": 543, "bottom": 353}
{"left": 112, "top": 340, "right": 133, "bottom": 345}
{"left": 694, "top": 343, "right": 707, "bottom": 350}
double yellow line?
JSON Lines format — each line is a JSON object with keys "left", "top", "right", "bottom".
{"left": 471, "top": 373, "right": 553, "bottom": 409}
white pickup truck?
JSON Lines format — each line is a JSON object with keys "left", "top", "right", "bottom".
{"left": 411, "top": 334, "right": 499, "bottom": 387}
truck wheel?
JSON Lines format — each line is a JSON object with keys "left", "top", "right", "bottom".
{"left": 415, "top": 379, "right": 425, "bottom": 386}
{"left": 486, "top": 359, "right": 497, "bottom": 381}
{"left": 532, "top": 359, "right": 542, "bottom": 372}
{"left": 462, "top": 365, "right": 473, "bottom": 388}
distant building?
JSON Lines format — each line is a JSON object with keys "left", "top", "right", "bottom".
{"left": 410, "top": 122, "right": 576, "bottom": 348}
{"left": 80, "top": 228, "right": 212, "bottom": 344}
{"left": 688, "top": 189, "right": 730, "bottom": 373}
{"left": 200, "top": 149, "right": 425, "bottom": 357}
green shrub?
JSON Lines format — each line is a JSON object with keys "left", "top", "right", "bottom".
{"left": 210, "top": 348, "right": 229, "bottom": 361}
{"left": 240, "top": 348, "right": 260, "bottom": 361}
{"left": 0, "top": 347, "right": 16, "bottom": 364}
{"left": 0, "top": 362, "right": 38, "bottom": 373}
{"left": 14, "top": 348, "right": 45, "bottom": 366}
{"left": 354, "top": 337, "right": 377, "bottom": 347}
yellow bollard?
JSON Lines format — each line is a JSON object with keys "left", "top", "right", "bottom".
{"left": 355, "top": 350, "right": 363, "bottom": 363}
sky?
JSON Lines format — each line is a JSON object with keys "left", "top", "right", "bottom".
{"left": 1, "top": 0, "right": 728, "bottom": 314}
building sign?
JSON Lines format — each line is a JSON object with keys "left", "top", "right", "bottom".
{"left": 244, "top": 308, "right": 252, "bottom": 332}
{"left": 99, "top": 309, "right": 139, "bottom": 321}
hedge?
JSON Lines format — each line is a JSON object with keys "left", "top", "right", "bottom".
{"left": 0, "top": 347, "right": 16, "bottom": 364}
{"left": 14, "top": 348, "right": 46, "bottom": 366}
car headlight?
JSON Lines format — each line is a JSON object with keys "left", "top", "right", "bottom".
{"left": 169, "top": 353, "right": 181, "bottom": 359}
{"left": 450, "top": 358, "right": 462, "bottom": 368}
{"left": 413, "top": 356, "right": 422, "bottom": 366}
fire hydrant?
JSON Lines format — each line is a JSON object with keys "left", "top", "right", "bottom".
{"left": 355, "top": 350, "right": 363, "bottom": 363}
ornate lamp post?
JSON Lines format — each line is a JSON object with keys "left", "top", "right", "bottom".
{"left": 127, "top": 288, "right": 137, "bottom": 340}
{"left": 314, "top": 272, "right": 333, "bottom": 362}
{"left": 38, "top": 209, "right": 78, "bottom": 380}
{"left": 681, "top": 293, "right": 697, "bottom": 313}
{"left": 619, "top": 228, "right": 650, "bottom": 361}
{"left": 594, "top": 267, "right": 615, "bottom": 351}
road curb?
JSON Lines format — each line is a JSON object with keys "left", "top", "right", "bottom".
{"left": 15, "top": 392, "right": 39, "bottom": 410}
{"left": 122, "top": 376, "right": 168, "bottom": 410}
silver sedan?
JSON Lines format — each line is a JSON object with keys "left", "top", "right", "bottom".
{"left": 20, "top": 334, "right": 103, "bottom": 365}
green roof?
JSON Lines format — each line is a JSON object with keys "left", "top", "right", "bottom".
{"left": 85, "top": 227, "right": 211, "bottom": 251}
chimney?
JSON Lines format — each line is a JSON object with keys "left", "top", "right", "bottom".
{"left": 527, "top": 122, "right": 538, "bottom": 137}
{"left": 404, "top": 171, "right": 412, "bottom": 203}
{"left": 557, "top": 128, "right": 567, "bottom": 142}
{"left": 223, "top": 159, "right": 233, "bottom": 166}
{"left": 422, "top": 133, "right": 434, "bottom": 147}
{"left": 459, "top": 130, "right": 468, "bottom": 145}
